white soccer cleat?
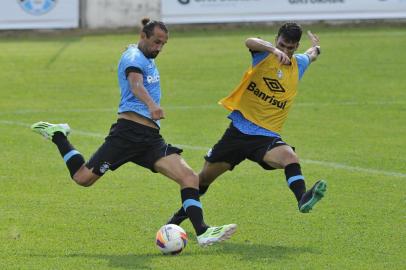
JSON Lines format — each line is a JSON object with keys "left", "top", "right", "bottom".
{"left": 197, "top": 224, "right": 237, "bottom": 247}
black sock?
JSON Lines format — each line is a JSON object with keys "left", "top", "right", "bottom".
{"left": 174, "top": 184, "right": 210, "bottom": 218}
{"left": 285, "top": 163, "right": 306, "bottom": 202}
{"left": 173, "top": 207, "right": 186, "bottom": 218}
{"left": 52, "top": 132, "right": 85, "bottom": 178}
{"left": 181, "top": 188, "right": 208, "bottom": 235}
{"left": 199, "top": 184, "right": 209, "bottom": 196}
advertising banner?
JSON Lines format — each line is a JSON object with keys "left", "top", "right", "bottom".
{"left": 162, "top": 0, "right": 406, "bottom": 24}
{"left": 0, "top": 0, "right": 79, "bottom": 29}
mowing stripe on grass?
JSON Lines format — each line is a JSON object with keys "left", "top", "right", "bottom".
{"left": 2, "top": 119, "right": 405, "bottom": 178}
{"left": 0, "top": 101, "right": 404, "bottom": 116}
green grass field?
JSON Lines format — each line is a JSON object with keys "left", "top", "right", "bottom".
{"left": 0, "top": 24, "right": 405, "bottom": 269}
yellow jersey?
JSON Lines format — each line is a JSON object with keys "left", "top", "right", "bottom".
{"left": 220, "top": 53, "right": 299, "bottom": 133}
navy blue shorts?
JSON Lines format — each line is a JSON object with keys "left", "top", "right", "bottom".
{"left": 86, "top": 119, "right": 182, "bottom": 175}
{"left": 204, "top": 123, "right": 291, "bottom": 170}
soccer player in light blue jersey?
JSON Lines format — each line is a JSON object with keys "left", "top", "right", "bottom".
{"left": 167, "top": 22, "right": 327, "bottom": 226}
{"left": 31, "top": 18, "right": 236, "bottom": 246}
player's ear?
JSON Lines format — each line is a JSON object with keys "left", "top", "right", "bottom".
{"left": 140, "top": 31, "right": 146, "bottom": 39}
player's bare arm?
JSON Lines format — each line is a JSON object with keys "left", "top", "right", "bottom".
{"left": 245, "top": 37, "right": 291, "bottom": 65}
{"left": 128, "top": 72, "right": 165, "bottom": 120}
{"left": 304, "top": 30, "right": 321, "bottom": 62}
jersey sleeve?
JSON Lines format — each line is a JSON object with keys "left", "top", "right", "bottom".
{"left": 294, "top": 54, "right": 311, "bottom": 80}
{"left": 125, "top": 66, "right": 142, "bottom": 77}
{"left": 122, "top": 48, "right": 146, "bottom": 78}
{"left": 251, "top": 50, "right": 270, "bottom": 67}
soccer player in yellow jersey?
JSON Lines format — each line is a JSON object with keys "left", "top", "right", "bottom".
{"left": 167, "top": 22, "right": 327, "bottom": 226}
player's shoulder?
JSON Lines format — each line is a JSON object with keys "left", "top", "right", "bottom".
{"left": 294, "top": 53, "right": 310, "bottom": 64}
{"left": 122, "top": 45, "right": 147, "bottom": 66}
{"left": 123, "top": 44, "right": 141, "bottom": 57}
{"left": 251, "top": 50, "right": 271, "bottom": 67}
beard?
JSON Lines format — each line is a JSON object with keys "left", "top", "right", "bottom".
{"left": 138, "top": 44, "right": 159, "bottom": 59}
{"left": 145, "top": 50, "right": 159, "bottom": 59}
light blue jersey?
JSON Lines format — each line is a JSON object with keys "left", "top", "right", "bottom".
{"left": 229, "top": 51, "right": 311, "bottom": 137}
{"left": 117, "top": 44, "right": 161, "bottom": 126}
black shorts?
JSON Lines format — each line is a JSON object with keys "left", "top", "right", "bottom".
{"left": 204, "top": 123, "right": 291, "bottom": 170}
{"left": 86, "top": 119, "right": 182, "bottom": 176}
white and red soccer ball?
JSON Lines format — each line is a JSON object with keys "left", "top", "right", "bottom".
{"left": 156, "top": 224, "right": 188, "bottom": 255}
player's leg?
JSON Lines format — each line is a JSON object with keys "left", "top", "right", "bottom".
{"left": 155, "top": 154, "right": 236, "bottom": 246}
{"left": 166, "top": 161, "right": 231, "bottom": 225}
{"left": 263, "top": 145, "right": 327, "bottom": 213}
{"left": 167, "top": 125, "right": 243, "bottom": 226}
{"left": 155, "top": 154, "right": 209, "bottom": 235}
{"left": 71, "top": 166, "right": 101, "bottom": 187}
{"left": 199, "top": 161, "right": 231, "bottom": 192}
{"left": 263, "top": 145, "right": 305, "bottom": 201}
{"left": 31, "top": 121, "right": 102, "bottom": 186}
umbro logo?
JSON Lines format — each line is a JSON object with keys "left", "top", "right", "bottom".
{"left": 263, "top": 77, "right": 285, "bottom": 93}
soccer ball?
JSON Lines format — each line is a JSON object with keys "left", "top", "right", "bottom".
{"left": 156, "top": 224, "right": 188, "bottom": 255}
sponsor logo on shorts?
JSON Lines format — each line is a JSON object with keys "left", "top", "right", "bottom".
{"left": 99, "top": 162, "right": 110, "bottom": 174}
{"left": 206, "top": 148, "right": 213, "bottom": 157}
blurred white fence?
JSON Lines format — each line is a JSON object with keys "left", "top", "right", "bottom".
{"left": 0, "top": 0, "right": 405, "bottom": 30}
{"left": 0, "top": 0, "right": 79, "bottom": 30}
{"left": 162, "top": 0, "right": 406, "bottom": 24}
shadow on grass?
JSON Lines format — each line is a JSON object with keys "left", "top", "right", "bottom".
{"left": 65, "top": 242, "right": 316, "bottom": 269}
{"left": 67, "top": 252, "right": 161, "bottom": 270}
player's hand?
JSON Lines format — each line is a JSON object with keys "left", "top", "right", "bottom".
{"left": 307, "top": 30, "right": 320, "bottom": 47}
{"left": 149, "top": 104, "right": 165, "bottom": 120}
{"left": 272, "top": 48, "right": 291, "bottom": 65}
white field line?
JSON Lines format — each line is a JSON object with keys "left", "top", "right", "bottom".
{"left": 302, "top": 159, "right": 406, "bottom": 178}
{"left": 0, "top": 101, "right": 404, "bottom": 116}
{"left": 2, "top": 119, "right": 405, "bottom": 179}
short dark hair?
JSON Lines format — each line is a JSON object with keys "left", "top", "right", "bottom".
{"left": 277, "top": 22, "right": 302, "bottom": 43}
{"left": 141, "top": 18, "right": 168, "bottom": 38}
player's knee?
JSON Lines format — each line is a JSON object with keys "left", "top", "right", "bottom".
{"left": 199, "top": 171, "right": 213, "bottom": 185}
{"left": 72, "top": 176, "right": 92, "bottom": 187}
{"left": 181, "top": 172, "right": 199, "bottom": 188}
{"left": 198, "top": 162, "right": 229, "bottom": 185}
{"left": 282, "top": 151, "right": 299, "bottom": 167}
{"left": 78, "top": 180, "right": 94, "bottom": 187}
{"left": 72, "top": 172, "right": 96, "bottom": 187}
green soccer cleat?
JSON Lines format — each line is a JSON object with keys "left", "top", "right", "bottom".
{"left": 31, "top": 121, "right": 71, "bottom": 140}
{"left": 298, "top": 180, "right": 327, "bottom": 213}
{"left": 197, "top": 224, "right": 237, "bottom": 247}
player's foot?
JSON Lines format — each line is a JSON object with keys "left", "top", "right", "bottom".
{"left": 31, "top": 121, "right": 70, "bottom": 140}
{"left": 298, "top": 180, "right": 327, "bottom": 213}
{"left": 197, "top": 224, "right": 237, "bottom": 247}
{"left": 166, "top": 209, "right": 188, "bottom": 225}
